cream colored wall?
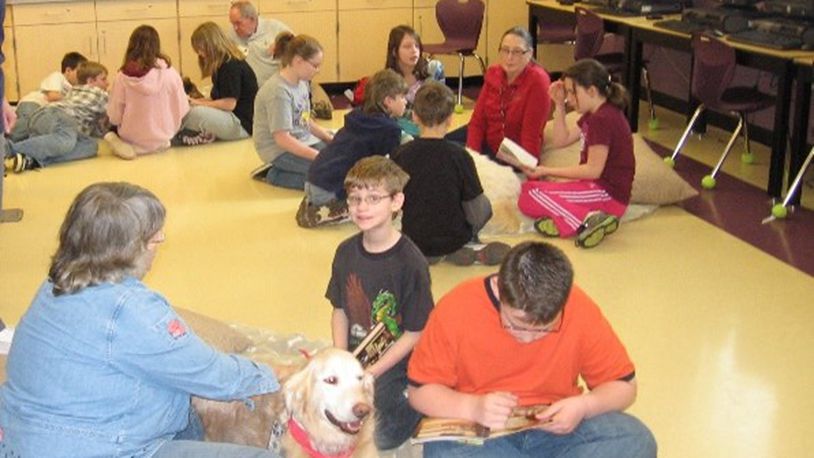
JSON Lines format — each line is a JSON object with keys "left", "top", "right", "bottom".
{"left": 4, "top": 0, "right": 532, "bottom": 99}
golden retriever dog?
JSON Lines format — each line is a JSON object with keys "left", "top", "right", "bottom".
{"left": 193, "top": 348, "right": 377, "bottom": 457}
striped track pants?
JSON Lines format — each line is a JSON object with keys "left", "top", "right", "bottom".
{"left": 518, "top": 180, "right": 627, "bottom": 237}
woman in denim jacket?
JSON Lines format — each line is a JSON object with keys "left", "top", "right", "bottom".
{"left": 0, "top": 182, "right": 280, "bottom": 458}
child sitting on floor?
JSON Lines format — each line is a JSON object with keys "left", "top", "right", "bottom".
{"left": 5, "top": 62, "right": 109, "bottom": 173}
{"left": 326, "top": 156, "right": 433, "bottom": 451}
{"left": 295, "top": 69, "right": 407, "bottom": 228}
{"left": 10, "top": 52, "right": 88, "bottom": 142}
{"left": 392, "top": 81, "right": 509, "bottom": 266}
{"left": 518, "top": 58, "right": 635, "bottom": 249}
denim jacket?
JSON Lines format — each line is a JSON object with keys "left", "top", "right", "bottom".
{"left": 0, "top": 277, "right": 279, "bottom": 457}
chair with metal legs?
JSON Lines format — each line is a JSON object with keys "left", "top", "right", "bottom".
{"left": 665, "top": 33, "right": 775, "bottom": 190}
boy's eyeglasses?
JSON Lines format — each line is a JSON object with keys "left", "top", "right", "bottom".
{"left": 498, "top": 47, "right": 531, "bottom": 57}
{"left": 500, "top": 305, "right": 563, "bottom": 339}
{"left": 347, "top": 194, "right": 393, "bottom": 207}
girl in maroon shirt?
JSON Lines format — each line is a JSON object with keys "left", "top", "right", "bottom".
{"left": 465, "top": 27, "right": 551, "bottom": 161}
{"left": 518, "top": 59, "right": 635, "bottom": 249}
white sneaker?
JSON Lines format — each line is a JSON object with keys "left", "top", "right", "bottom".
{"left": 105, "top": 132, "right": 137, "bottom": 160}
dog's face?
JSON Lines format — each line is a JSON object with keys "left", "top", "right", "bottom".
{"left": 284, "top": 348, "right": 375, "bottom": 455}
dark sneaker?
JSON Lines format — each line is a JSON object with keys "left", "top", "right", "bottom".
{"left": 313, "top": 101, "right": 333, "bottom": 120}
{"left": 475, "top": 242, "right": 511, "bottom": 265}
{"left": 575, "top": 212, "right": 619, "bottom": 249}
{"left": 251, "top": 162, "right": 273, "bottom": 181}
{"left": 445, "top": 247, "right": 476, "bottom": 266}
{"left": 296, "top": 198, "right": 320, "bottom": 228}
{"left": 171, "top": 129, "right": 216, "bottom": 147}
{"left": 296, "top": 198, "right": 350, "bottom": 228}
{"left": 533, "top": 218, "right": 560, "bottom": 237}
{"left": 10, "top": 153, "right": 38, "bottom": 173}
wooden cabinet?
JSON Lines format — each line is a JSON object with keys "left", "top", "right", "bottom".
{"left": 13, "top": 2, "right": 97, "bottom": 97}
{"left": 485, "top": 0, "right": 528, "bottom": 66}
{"left": 4, "top": 12, "right": 18, "bottom": 102}
{"left": 95, "top": 0, "right": 180, "bottom": 76}
{"left": 5, "top": 0, "right": 529, "bottom": 90}
{"left": 260, "top": 0, "right": 337, "bottom": 82}
{"left": 178, "top": 1, "right": 232, "bottom": 86}
{"left": 337, "top": 0, "right": 412, "bottom": 81}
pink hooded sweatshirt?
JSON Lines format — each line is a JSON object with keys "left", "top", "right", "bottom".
{"left": 107, "top": 59, "right": 189, "bottom": 153}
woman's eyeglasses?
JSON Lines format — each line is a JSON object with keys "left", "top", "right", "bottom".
{"left": 498, "top": 47, "right": 531, "bottom": 57}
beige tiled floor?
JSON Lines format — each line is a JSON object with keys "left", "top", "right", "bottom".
{"left": 2, "top": 105, "right": 813, "bottom": 457}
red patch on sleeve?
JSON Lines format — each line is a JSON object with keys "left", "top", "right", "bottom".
{"left": 0, "top": 425, "right": 5, "bottom": 442}
{"left": 167, "top": 319, "right": 187, "bottom": 339}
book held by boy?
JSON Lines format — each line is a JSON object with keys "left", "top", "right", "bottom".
{"left": 411, "top": 403, "right": 550, "bottom": 445}
{"left": 496, "top": 137, "right": 538, "bottom": 169}
{"left": 351, "top": 321, "right": 396, "bottom": 369}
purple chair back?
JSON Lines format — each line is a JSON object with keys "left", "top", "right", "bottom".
{"left": 691, "top": 34, "right": 737, "bottom": 107}
{"left": 574, "top": 7, "right": 605, "bottom": 60}
{"left": 435, "top": 0, "right": 485, "bottom": 51}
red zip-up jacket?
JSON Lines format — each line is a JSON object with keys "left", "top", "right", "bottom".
{"left": 467, "top": 62, "right": 551, "bottom": 158}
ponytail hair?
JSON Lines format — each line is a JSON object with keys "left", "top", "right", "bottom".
{"left": 563, "top": 58, "right": 629, "bottom": 111}
{"left": 278, "top": 34, "right": 322, "bottom": 68}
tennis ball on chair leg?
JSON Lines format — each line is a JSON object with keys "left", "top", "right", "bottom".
{"left": 701, "top": 175, "right": 717, "bottom": 189}
{"left": 454, "top": 104, "right": 464, "bottom": 114}
{"left": 663, "top": 157, "right": 675, "bottom": 168}
{"left": 648, "top": 117, "right": 660, "bottom": 130}
{"left": 741, "top": 152, "right": 755, "bottom": 164}
{"left": 771, "top": 203, "right": 788, "bottom": 219}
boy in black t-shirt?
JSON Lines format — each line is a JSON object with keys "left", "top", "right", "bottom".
{"left": 392, "top": 82, "right": 510, "bottom": 265}
{"left": 326, "top": 156, "right": 433, "bottom": 450}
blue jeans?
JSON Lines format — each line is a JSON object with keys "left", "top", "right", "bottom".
{"left": 153, "top": 440, "right": 280, "bottom": 458}
{"left": 423, "top": 412, "right": 656, "bottom": 458}
{"left": 9, "top": 101, "right": 39, "bottom": 142}
{"left": 9, "top": 107, "right": 98, "bottom": 167}
{"left": 263, "top": 142, "right": 326, "bottom": 190}
{"left": 374, "top": 358, "right": 423, "bottom": 450}
{"left": 181, "top": 106, "right": 249, "bottom": 141}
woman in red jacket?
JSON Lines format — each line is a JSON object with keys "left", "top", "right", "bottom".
{"left": 465, "top": 26, "right": 551, "bottom": 162}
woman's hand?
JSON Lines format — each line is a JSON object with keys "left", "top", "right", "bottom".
{"left": 549, "top": 80, "right": 567, "bottom": 107}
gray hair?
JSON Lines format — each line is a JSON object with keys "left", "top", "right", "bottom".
{"left": 49, "top": 182, "right": 166, "bottom": 295}
{"left": 230, "top": 1, "right": 258, "bottom": 20}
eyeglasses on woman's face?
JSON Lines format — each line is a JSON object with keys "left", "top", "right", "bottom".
{"left": 498, "top": 47, "right": 531, "bottom": 58}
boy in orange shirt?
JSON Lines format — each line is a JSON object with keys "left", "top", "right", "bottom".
{"left": 408, "top": 241, "right": 656, "bottom": 457}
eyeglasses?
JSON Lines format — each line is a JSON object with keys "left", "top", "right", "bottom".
{"left": 347, "top": 194, "right": 393, "bottom": 207}
{"left": 305, "top": 59, "right": 322, "bottom": 71}
{"left": 498, "top": 47, "right": 531, "bottom": 57}
{"left": 500, "top": 305, "right": 563, "bottom": 339}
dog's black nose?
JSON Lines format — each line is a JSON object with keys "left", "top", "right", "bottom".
{"left": 353, "top": 403, "right": 371, "bottom": 419}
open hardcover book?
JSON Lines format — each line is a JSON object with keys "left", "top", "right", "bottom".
{"left": 496, "top": 137, "right": 538, "bottom": 169}
{"left": 411, "top": 403, "right": 550, "bottom": 445}
{"left": 351, "top": 321, "right": 396, "bottom": 369}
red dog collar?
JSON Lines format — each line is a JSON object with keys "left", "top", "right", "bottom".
{"left": 288, "top": 417, "right": 355, "bottom": 458}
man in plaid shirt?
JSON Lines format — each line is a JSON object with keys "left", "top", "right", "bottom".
{"left": 4, "top": 61, "right": 109, "bottom": 173}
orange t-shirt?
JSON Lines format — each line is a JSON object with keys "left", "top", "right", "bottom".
{"left": 408, "top": 276, "right": 635, "bottom": 406}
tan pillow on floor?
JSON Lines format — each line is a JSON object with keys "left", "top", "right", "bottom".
{"left": 175, "top": 307, "right": 253, "bottom": 354}
{"left": 540, "top": 113, "right": 698, "bottom": 205}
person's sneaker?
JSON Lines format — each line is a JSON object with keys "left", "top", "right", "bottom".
{"left": 296, "top": 198, "right": 350, "bottom": 228}
{"left": 575, "top": 212, "right": 619, "bottom": 249}
{"left": 445, "top": 247, "right": 476, "bottom": 266}
{"left": 250, "top": 162, "right": 273, "bottom": 181}
{"left": 171, "top": 129, "right": 216, "bottom": 147}
{"left": 533, "top": 218, "right": 560, "bottom": 237}
{"left": 104, "top": 132, "right": 137, "bottom": 160}
{"left": 475, "top": 242, "right": 512, "bottom": 265}
{"left": 295, "top": 198, "right": 321, "bottom": 228}
{"left": 9, "top": 153, "right": 38, "bottom": 173}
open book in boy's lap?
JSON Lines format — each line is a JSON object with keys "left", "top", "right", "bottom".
{"left": 411, "top": 403, "right": 550, "bottom": 445}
